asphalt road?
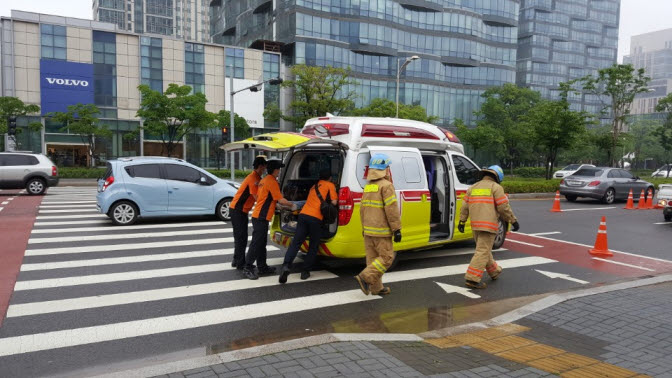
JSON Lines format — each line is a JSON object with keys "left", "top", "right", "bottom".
{"left": 0, "top": 187, "right": 670, "bottom": 377}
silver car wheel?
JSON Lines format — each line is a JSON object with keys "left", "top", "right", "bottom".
{"left": 219, "top": 200, "right": 231, "bottom": 220}
{"left": 113, "top": 204, "right": 136, "bottom": 224}
{"left": 604, "top": 189, "right": 615, "bottom": 204}
{"left": 28, "top": 180, "right": 44, "bottom": 194}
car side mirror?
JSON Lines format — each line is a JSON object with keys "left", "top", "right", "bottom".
{"left": 633, "top": 176, "right": 639, "bottom": 180}
{"left": 199, "top": 177, "right": 209, "bottom": 185}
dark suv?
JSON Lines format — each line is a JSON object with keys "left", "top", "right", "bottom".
{"left": 0, "top": 152, "right": 59, "bottom": 195}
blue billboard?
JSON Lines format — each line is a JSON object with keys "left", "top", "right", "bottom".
{"left": 40, "top": 59, "right": 94, "bottom": 115}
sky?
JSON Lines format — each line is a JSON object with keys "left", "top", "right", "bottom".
{"left": 1, "top": 0, "right": 671, "bottom": 63}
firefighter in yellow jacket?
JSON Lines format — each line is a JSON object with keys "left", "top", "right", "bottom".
{"left": 458, "top": 165, "right": 519, "bottom": 289}
{"left": 355, "top": 153, "right": 402, "bottom": 296}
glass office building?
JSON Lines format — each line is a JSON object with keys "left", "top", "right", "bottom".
{"left": 516, "top": 0, "right": 620, "bottom": 114}
{"left": 211, "top": 0, "right": 520, "bottom": 127}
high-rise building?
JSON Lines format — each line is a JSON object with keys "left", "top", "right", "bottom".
{"left": 624, "top": 28, "right": 672, "bottom": 116}
{"left": 210, "top": 0, "right": 521, "bottom": 127}
{"left": 93, "top": 0, "right": 211, "bottom": 43}
{"left": 516, "top": 0, "right": 620, "bottom": 114}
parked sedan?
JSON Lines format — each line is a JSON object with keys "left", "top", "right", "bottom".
{"left": 652, "top": 164, "right": 672, "bottom": 178}
{"left": 553, "top": 163, "right": 596, "bottom": 179}
{"left": 96, "top": 157, "right": 239, "bottom": 225}
{"left": 559, "top": 167, "right": 654, "bottom": 204}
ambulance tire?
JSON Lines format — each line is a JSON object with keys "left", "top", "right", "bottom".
{"left": 387, "top": 252, "right": 400, "bottom": 271}
{"left": 492, "top": 220, "right": 507, "bottom": 250}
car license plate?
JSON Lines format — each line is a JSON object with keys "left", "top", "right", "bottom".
{"left": 567, "top": 180, "right": 581, "bottom": 186}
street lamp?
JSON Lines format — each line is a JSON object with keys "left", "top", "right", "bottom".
{"left": 228, "top": 76, "right": 283, "bottom": 180}
{"left": 395, "top": 55, "right": 419, "bottom": 118}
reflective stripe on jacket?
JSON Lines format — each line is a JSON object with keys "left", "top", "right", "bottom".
{"left": 360, "top": 169, "right": 401, "bottom": 237}
{"left": 459, "top": 176, "right": 517, "bottom": 233}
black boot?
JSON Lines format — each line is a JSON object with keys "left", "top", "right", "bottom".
{"left": 257, "top": 265, "right": 277, "bottom": 276}
{"left": 465, "top": 280, "right": 486, "bottom": 289}
{"left": 243, "top": 267, "right": 258, "bottom": 280}
{"left": 300, "top": 271, "right": 310, "bottom": 280}
{"left": 279, "top": 264, "right": 290, "bottom": 284}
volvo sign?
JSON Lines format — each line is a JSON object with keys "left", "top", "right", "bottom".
{"left": 40, "top": 59, "right": 94, "bottom": 115}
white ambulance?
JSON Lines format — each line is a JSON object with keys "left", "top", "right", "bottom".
{"left": 223, "top": 116, "right": 508, "bottom": 259}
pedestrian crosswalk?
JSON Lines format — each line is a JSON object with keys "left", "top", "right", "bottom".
{"left": 0, "top": 187, "right": 560, "bottom": 376}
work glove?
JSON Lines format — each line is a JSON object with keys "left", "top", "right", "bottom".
{"left": 512, "top": 221, "right": 520, "bottom": 232}
{"left": 393, "top": 230, "right": 402, "bottom": 243}
{"left": 458, "top": 221, "right": 465, "bottom": 233}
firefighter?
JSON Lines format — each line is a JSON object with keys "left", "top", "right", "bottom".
{"left": 355, "top": 153, "right": 402, "bottom": 296}
{"left": 458, "top": 165, "right": 519, "bottom": 289}
{"left": 229, "top": 156, "right": 267, "bottom": 270}
{"left": 244, "top": 159, "right": 296, "bottom": 280}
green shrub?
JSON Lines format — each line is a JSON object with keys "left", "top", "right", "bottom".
{"left": 502, "top": 180, "right": 561, "bottom": 194}
{"left": 58, "top": 167, "right": 107, "bottom": 178}
{"left": 513, "top": 167, "right": 547, "bottom": 178}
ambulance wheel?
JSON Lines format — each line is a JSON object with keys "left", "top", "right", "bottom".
{"left": 387, "top": 252, "right": 400, "bottom": 272}
{"left": 665, "top": 213, "right": 672, "bottom": 222}
{"left": 493, "top": 220, "right": 507, "bottom": 250}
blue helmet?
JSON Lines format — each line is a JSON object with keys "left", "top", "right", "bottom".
{"left": 482, "top": 165, "right": 504, "bottom": 183}
{"left": 369, "top": 153, "right": 391, "bottom": 170}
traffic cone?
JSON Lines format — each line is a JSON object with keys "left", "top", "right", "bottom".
{"left": 550, "top": 191, "right": 562, "bottom": 213}
{"left": 589, "top": 216, "right": 613, "bottom": 257}
{"left": 624, "top": 189, "right": 635, "bottom": 210}
{"left": 636, "top": 190, "right": 647, "bottom": 210}
{"left": 645, "top": 189, "right": 654, "bottom": 210}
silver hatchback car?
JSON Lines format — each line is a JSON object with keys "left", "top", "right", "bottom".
{"left": 0, "top": 152, "right": 59, "bottom": 195}
{"left": 559, "top": 167, "right": 654, "bottom": 204}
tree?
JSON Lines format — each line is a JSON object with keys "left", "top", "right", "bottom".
{"left": 475, "top": 83, "right": 542, "bottom": 172}
{"left": 265, "top": 65, "right": 357, "bottom": 129}
{"left": 578, "top": 64, "right": 650, "bottom": 167}
{"left": 626, "top": 119, "right": 660, "bottom": 169}
{"left": 350, "top": 98, "right": 438, "bottom": 123}
{"left": 211, "top": 110, "right": 251, "bottom": 169}
{"left": 654, "top": 94, "right": 672, "bottom": 167}
{"left": 0, "top": 96, "right": 42, "bottom": 148}
{"left": 48, "top": 103, "right": 112, "bottom": 167}
{"left": 455, "top": 119, "right": 504, "bottom": 158}
{"left": 523, "top": 83, "right": 592, "bottom": 179}
{"left": 136, "top": 83, "right": 217, "bottom": 156}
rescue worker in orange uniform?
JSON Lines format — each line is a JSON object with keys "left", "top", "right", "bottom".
{"left": 355, "top": 153, "right": 402, "bottom": 296}
{"left": 229, "top": 156, "right": 267, "bottom": 269}
{"left": 458, "top": 165, "right": 519, "bottom": 289}
{"left": 279, "top": 169, "right": 338, "bottom": 283}
{"left": 244, "top": 159, "right": 296, "bottom": 280}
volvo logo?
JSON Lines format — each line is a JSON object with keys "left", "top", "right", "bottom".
{"left": 45, "top": 77, "right": 90, "bottom": 87}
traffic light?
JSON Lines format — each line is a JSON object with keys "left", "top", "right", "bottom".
{"left": 221, "top": 127, "right": 229, "bottom": 141}
{"left": 7, "top": 116, "right": 17, "bottom": 136}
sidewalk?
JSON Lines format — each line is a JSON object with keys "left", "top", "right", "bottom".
{"left": 99, "top": 275, "right": 672, "bottom": 378}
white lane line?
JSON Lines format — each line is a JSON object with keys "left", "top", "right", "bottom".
{"left": 0, "top": 207, "right": 3, "bottom": 212}
{"left": 25, "top": 237, "right": 238, "bottom": 256}
{"left": 7, "top": 197, "right": 15, "bottom": 201}
{"left": 39, "top": 204, "right": 96, "bottom": 209}
{"left": 14, "top": 256, "right": 284, "bottom": 290}
{"left": 38, "top": 209, "right": 99, "bottom": 214}
{"left": 41, "top": 200, "right": 97, "bottom": 203}
{"left": 0, "top": 289, "right": 380, "bottom": 357}
{"left": 9, "top": 256, "right": 553, "bottom": 317}
{"left": 7, "top": 270, "right": 337, "bottom": 317}
{"left": 504, "top": 239, "right": 543, "bottom": 248}
{"left": 1, "top": 201, "right": 8, "bottom": 205}
{"left": 561, "top": 207, "right": 617, "bottom": 212}
{"left": 28, "top": 228, "right": 233, "bottom": 244}
{"left": 36, "top": 215, "right": 107, "bottom": 220}
{"left": 34, "top": 220, "right": 114, "bottom": 226}
{"left": 528, "top": 232, "right": 562, "bottom": 236}
{"left": 20, "top": 246, "right": 273, "bottom": 271}
{"left": 592, "top": 257, "right": 656, "bottom": 272}
{"left": 653, "top": 222, "right": 671, "bottom": 225}
{"left": 523, "top": 234, "right": 672, "bottom": 264}
{"left": 31, "top": 221, "right": 225, "bottom": 234}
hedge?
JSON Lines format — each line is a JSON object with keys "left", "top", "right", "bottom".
{"left": 502, "top": 180, "right": 561, "bottom": 194}
{"left": 512, "top": 167, "right": 547, "bottom": 178}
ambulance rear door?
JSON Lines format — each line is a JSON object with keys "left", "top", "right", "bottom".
{"left": 361, "top": 146, "right": 431, "bottom": 250}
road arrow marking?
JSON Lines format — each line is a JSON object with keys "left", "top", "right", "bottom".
{"left": 434, "top": 281, "right": 481, "bottom": 299}
{"left": 535, "top": 269, "right": 589, "bottom": 284}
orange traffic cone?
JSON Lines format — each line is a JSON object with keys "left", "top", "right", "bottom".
{"left": 589, "top": 216, "right": 613, "bottom": 257}
{"left": 645, "top": 189, "right": 654, "bottom": 210}
{"left": 550, "top": 191, "right": 562, "bottom": 213}
{"left": 636, "top": 190, "right": 647, "bottom": 210}
{"left": 624, "top": 189, "right": 635, "bottom": 210}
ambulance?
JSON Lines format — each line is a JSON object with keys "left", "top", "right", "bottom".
{"left": 223, "top": 116, "right": 508, "bottom": 260}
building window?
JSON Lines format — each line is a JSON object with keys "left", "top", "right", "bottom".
{"left": 41, "top": 24, "right": 66, "bottom": 61}
{"left": 98, "top": 9, "right": 126, "bottom": 29}
{"left": 263, "top": 52, "right": 280, "bottom": 128}
{"left": 185, "top": 43, "right": 205, "bottom": 94}
{"left": 141, "top": 37, "right": 163, "bottom": 92}
{"left": 146, "top": 15, "right": 173, "bottom": 35}
{"left": 226, "top": 48, "right": 244, "bottom": 79}
{"left": 93, "top": 31, "right": 117, "bottom": 108}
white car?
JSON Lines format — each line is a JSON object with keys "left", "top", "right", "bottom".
{"left": 651, "top": 164, "right": 672, "bottom": 178}
{"left": 553, "top": 164, "right": 596, "bottom": 179}
{"left": 658, "top": 184, "right": 672, "bottom": 222}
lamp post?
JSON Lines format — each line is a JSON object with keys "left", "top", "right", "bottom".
{"left": 395, "top": 55, "right": 419, "bottom": 118}
{"left": 228, "top": 76, "right": 283, "bottom": 180}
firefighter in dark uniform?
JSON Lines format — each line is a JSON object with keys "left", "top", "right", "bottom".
{"left": 229, "top": 156, "right": 267, "bottom": 269}
{"left": 458, "top": 165, "right": 519, "bottom": 289}
{"left": 355, "top": 153, "right": 402, "bottom": 296}
{"left": 243, "top": 159, "right": 295, "bottom": 280}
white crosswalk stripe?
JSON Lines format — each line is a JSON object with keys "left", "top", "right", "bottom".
{"left": 1, "top": 187, "right": 559, "bottom": 368}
